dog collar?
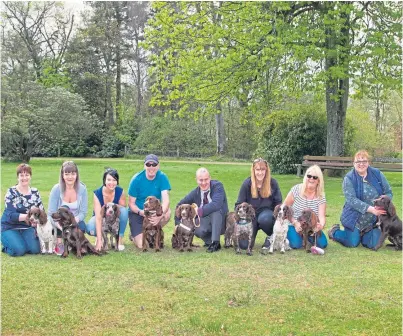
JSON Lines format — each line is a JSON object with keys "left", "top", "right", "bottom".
{"left": 237, "top": 220, "right": 251, "bottom": 226}
{"left": 179, "top": 223, "right": 191, "bottom": 231}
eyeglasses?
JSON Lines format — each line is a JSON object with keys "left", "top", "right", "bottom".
{"left": 307, "top": 174, "right": 318, "bottom": 180}
{"left": 145, "top": 162, "right": 158, "bottom": 167}
{"left": 354, "top": 160, "right": 368, "bottom": 165}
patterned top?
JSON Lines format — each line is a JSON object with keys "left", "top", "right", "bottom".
{"left": 290, "top": 184, "right": 326, "bottom": 219}
{"left": 1, "top": 186, "right": 44, "bottom": 231}
{"left": 342, "top": 173, "right": 392, "bottom": 231}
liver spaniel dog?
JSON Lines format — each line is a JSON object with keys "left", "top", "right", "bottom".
{"left": 27, "top": 207, "right": 56, "bottom": 254}
{"left": 142, "top": 196, "right": 164, "bottom": 252}
{"left": 373, "top": 195, "right": 402, "bottom": 251}
{"left": 101, "top": 202, "right": 120, "bottom": 251}
{"left": 233, "top": 202, "right": 255, "bottom": 256}
{"left": 174, "top": 204, "right": 198, "bottom": 252}
{"left": 224, "top": 211, "right": 237, "bottom": 249}
{"left": 51, "top": 207, "right": 100, "bottom": 259}
{"left": 298, "top": 208, "right": 322, "bottom": 253}
{"left": 268, "top": 204, "right": 292, "bottom": 254}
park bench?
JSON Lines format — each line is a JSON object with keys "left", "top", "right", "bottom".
{"left": 296, "top": 155, "right": 402, "bottom": 177}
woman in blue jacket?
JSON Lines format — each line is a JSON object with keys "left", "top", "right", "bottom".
{"left": 1, "top": 164, "right": 43, "bottom": 256}
{"left": 328, "top": 150, "right": 392, "bottom": 249}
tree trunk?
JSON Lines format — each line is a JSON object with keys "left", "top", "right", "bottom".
{"left": 215, "top": 102, "right": 225, "bottom": 154}
{"left": 324, "top": 4, "right": 351, "bottom": 176}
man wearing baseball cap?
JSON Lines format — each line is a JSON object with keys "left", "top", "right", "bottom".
{"left": 128, "top": 154, "right": 171, "bottom": 248}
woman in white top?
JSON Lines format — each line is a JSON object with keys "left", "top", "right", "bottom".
{"left": 284, "top": 165, "right": 328, "bottom": 249}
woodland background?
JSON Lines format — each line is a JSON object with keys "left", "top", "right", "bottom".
{"left": 1, "top": 1, "right": 402, "bottom": 173}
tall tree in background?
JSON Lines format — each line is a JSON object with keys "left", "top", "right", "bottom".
{"left": 145, "top": 1, "right": 401, "bottom": 157}
{"left": 127, "top": 1, "right": 150, "bottom": 118}
{"left": 2, "top": 1, "right": 74, "bottom": 81}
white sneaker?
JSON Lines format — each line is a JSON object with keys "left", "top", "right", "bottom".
{"left": 118, "top": 244, "right": 125, "bottom": 251}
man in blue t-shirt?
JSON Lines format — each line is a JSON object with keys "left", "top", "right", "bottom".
{"left": 128, "top": 154, "right": 171, "bottom": 248}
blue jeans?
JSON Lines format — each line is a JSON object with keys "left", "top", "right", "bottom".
{"left": 1, "top": 228, "right": 40, "bottom": 257}
{"left": 86, "top": 206, "right": 128, "bottom": 237}
{"left": 333, "top": 226, "right": 381, "bottom": 249}
{"left": 287, "top": 225, "right": 328, "bottom": 249}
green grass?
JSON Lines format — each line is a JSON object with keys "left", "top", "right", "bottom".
{"left": 1, "top": 158, "right": 402, "bottom": 336}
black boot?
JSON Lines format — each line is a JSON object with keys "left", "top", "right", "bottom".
{"left": 207, "top": 241, "right": 221, "bottom": 253}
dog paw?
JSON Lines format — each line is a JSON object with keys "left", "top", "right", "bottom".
{"left": 142, "top": 249, "right": 148, "bottom": 252}
{"left": 247, "top": 251, "right": 253, "bottom": 256}
{"left": 179, "top": 249, "right": 184, "bottom": 252}
{"left": 187, "top": 248, "right": 193, "bottom": 252}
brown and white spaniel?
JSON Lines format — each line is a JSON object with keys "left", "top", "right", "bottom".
{"left": 27, "top": 207, "right": 56, "bottom": 254}
{"left": 101, "top": 202, "right": 120, "bottom": 251}
{"left": 268, "top": 204, "right": 292, "bottom": 254}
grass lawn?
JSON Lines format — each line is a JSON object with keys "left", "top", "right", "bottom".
{"left": 1, "top": 158, "right": 402, "bottom": 336}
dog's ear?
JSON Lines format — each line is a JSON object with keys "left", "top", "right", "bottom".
{"left": 100, "top": 205, "right": 106, "bottom": 218}
{"left": 114, "top": 204, "right": 120, "bottom": 218}
{"left": 234, "top": 205, "right": 240, "bottom": 222}
{"left": 311, "top": 212, "right": 318, "bottom": 229}
{"left": 387, "top": 199, "right": 396, "bottom": 217}
{"left": 39, "top": 209, "right": 48, "bottom": 224}
{"left": 273, "top": 205, "right": 280, "bottom": 218}
{"left": 175, "top": 205, "right": 182, "bottom": 219}
{"left": 190, "top": 206, "right": 196, "bottom": 219}
{"left": 25, "top": 209, "right": 32, "bottom": 224}
{"left": 156, "top": 201, "right": 163, "bottom": 217}
{"left": 248, "top": 204, "right": 256, "bottom": 219}
{"left": 68, "top": 211, "right": 77, "bottom": 224}
{"left": 286, "top": 206, "right": 293, "bottom": 220}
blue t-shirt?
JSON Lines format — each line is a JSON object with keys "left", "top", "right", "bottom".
{"left": 128, "top": 170, "right": 171, "bottom": 210}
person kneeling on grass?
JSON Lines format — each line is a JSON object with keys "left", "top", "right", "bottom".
{"left": 86, "top": 168, "right": 128, "bottom": 252}
{"left": 175, "top": 167, "right": 229, "bottom": 253}
{"left": 48, "top": 161, "right": 88, "bottom": 256}
{"left": 127, "top": 154, "right": 171, "bottom": 249}
{"left": 284, "top": 165, "right": 328, "bottom": 249}
{"left": 328, "top": 150, "right": 392, "bottom": 249}
{"left": 1, "top": 164, "right": 43, "bottom": 257}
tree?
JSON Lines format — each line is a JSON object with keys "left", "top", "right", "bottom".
{"left": 145, "top": 1, "right": 401, "bottom": 159}
{"left": 1, "top": 81, "right": 99, "bottom": 162}
{"left": 2, "top": 1, "right": 74, "bottom": 80}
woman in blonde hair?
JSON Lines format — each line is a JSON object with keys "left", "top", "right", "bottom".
{"left": 235, "top": 158, "right": 282, "bottom": 250}
{"left": 284, "top": 164, "right": 328, "bottom": 249}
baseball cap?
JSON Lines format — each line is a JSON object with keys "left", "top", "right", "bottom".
{"left": 144, "top": 154, "right": 159, "bottom": 164}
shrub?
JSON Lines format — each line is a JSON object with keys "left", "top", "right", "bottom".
{"left": 257, "top": 105, "right": 327, "bottom": 174}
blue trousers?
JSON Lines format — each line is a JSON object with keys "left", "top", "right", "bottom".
{"left": 86, "top": 206, "right": 128, "bottom": 237}
{"left": 1, "top": 228, "right": 40, "bottom": 257}
{"left": 333, "top": 226, "right": 381, "bottom": 249}
{"left": 287, "top": 225, "right": 328, "bottom": 249}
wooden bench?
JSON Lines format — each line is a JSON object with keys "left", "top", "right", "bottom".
{"left": 296, "top": 155, "right": 402, "bottom": 177}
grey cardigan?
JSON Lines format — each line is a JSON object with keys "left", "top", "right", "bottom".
{"left": 47, "top": 182, "right": 88, "bottom": 223}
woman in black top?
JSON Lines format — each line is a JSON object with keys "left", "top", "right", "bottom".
{"left": 235, "top": 158, "right": 282, "bottom": 249}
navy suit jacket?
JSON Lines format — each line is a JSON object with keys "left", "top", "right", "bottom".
{"left": 175, "top": 180, "right": 229, "bottom": 227}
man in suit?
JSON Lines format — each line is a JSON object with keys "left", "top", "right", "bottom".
{"left": 175, "top": 167, "right": 228, "bottom": 252}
